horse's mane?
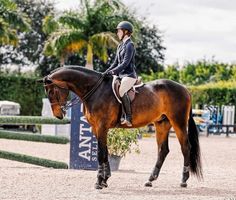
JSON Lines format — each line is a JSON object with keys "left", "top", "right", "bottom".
{"left": 50, "top": 65, "right": 101, "bottom": 76}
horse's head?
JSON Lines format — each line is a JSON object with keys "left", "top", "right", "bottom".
{"left": 38, "top": 76, "right": 69, "bottom": 119}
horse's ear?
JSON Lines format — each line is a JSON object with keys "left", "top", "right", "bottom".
{"left": 36, "top": 79, "right": 44, "bottom": 83}
{"left": 45, "top": 78, "right": 53, "bottom": 84}
{"left": 37, "top": 77, "right": 53, "bottom": 84}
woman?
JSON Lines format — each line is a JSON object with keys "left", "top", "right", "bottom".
{"left": 104, "top": 21, "right": 137, "bottom": 127}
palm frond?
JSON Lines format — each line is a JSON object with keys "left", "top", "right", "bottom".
{"left": 94, "top": 0, "right": 124, "bottom": 11}
{"left": 59, "top": 14, "right": 86, "bottom": 30}
{"left": 0, "top": 0, "right": 30, "bottom": 45}
{"left": 43, "top": 15, "right": 59, "bottom": 35}
{"left": 0, "top": 18, "right": 18, "bottom": 46}
{"left": 43, "top": 29, "right": 87, "bottom": 57}
{"left": 0, "top": 0, "right": 17, "bottom": 12}
{"left": 2, "top": 9, "right": 30, "bottom": 32}
{"left": 91, "top": 32, "right": 118, "bottom": 48}
{"left": 90, "top": 32, "right": 118, "bottom": 62}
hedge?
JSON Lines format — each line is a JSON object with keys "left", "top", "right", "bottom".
{"left": 188, "top": 81, "right": 236, "bottom": 107}
{"left": 1, "top": 74, "right": 235, "bottom": 116}
{"left": 0, "top": 116, "right": 70, "bottom": 125}
{"left": 0, "top": 75, "right": 45, "bottom": 115}
{"left": 0, "top": 150, "right": 68, "bottom": 169}
{"left": 0, "top": 130, "right": 69, "bottom": 144}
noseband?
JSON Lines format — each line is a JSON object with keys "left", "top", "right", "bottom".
{"left": 44, "top": 80, "right": 79, "bottom": 114}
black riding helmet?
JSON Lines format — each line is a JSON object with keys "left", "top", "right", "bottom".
{"left": 116, "top": 21, "right": 133, "bottom": 33}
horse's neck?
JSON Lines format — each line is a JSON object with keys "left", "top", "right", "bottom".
{"left": 55, "top": 69, "right": 100, "bottom": 99}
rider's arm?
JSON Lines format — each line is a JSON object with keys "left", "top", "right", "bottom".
{"left": 106, "top": 53, "right": 118, "bottom": 72}
{"left": 105, "top": 44, "right": 121, "bottom": 72}
{"left": 110, "top": 42, "right": 134, "bottom": 75}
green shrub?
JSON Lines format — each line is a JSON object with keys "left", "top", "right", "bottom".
{"left": 0, "top": 131, "right": 69, "bottom": 144}
{"left": 188, "top": 81, "right": 236, "bottom": 107}
{"left": 0, "top": 75, "right": 45, "bottom": 115}
{"left": 108, "top": 128, "right": 140, "bottom": 157}
{"left": 0, "top": 150, "right": 68, "bottom": 169}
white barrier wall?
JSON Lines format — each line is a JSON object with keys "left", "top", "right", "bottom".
{"left": 223, "top": 105, "right": 235, "bottom": 132}
{"left": 41, "top": 98, "right": 70, "bottom": 138}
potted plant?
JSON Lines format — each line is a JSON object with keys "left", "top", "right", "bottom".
{"left": 107, "top": 128, "right": 140, "bottom": 171}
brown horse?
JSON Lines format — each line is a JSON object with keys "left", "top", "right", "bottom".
{"left": 39, "top": 66, "right": 202, "bottom": 189}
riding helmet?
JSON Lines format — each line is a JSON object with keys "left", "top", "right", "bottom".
{"left": 116, "top": 21, "right": 133, "bottom": 33}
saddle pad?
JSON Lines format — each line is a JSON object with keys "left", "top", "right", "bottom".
{"left": 112, "top": 76, "right": 144, "bottom": 104}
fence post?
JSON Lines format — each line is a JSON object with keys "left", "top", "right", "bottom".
{"left": 207, "top": 125, "right": 210, "bottom": 137}
{"left": 69, "top": 94, "right": 98, "bottom": 170}
{"left": 226, "top": 126, "right": 229, "bottom": 137}
{"left": 223, "top": 106, "right": 235, "bottom": 133}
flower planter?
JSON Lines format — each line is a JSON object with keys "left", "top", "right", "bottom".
{"left": 108, "top": 154, "right": 122, "bottom": 171}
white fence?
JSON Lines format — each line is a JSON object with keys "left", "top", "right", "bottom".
{"left": 223, "top": 105, "right": 235, "bottom": 132}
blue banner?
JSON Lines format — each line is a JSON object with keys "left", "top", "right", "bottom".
{"left": 70, "top": 94, "right": 98, "bottom": 170}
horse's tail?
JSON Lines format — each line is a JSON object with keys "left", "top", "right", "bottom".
{"left": 188, "top": 108, "right": 203, "bottom": 179}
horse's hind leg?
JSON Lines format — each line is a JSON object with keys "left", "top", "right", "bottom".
{"left": 145, "top": 119, "right": 171, "bottom": 187}
{"left": 171, "top": 119, "right": 190, "bottom": 187}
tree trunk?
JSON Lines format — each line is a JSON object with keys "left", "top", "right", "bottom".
{"left": 85, "top": 43, "right": 93, "bottom": 70}
{"left": 60, "top": 56, "right": 65, "bottom": 66}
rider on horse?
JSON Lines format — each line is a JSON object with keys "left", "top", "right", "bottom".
{"left": 104, "top": 21, "right": 137, "bottom": 127}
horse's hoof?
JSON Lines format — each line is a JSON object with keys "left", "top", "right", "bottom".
{"left": 95, "top": 183, "right": 103, "bottom": 189}
{"left": 180, "top": 182, "right": 187, "bottom": 187}
{"left": 102, "top": 181, "right": 108, "bottom": 188}
{"left": 144, "top": 181, "right": 152, "bottom": 187}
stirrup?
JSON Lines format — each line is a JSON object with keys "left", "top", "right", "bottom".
{"left": 120, "top": 105, "right": 126, "bottom": 124}
{"left": 120, "top": 117, "right": 126, "bottom": 124}
{"left": 124, "top": 119, "right": 132, "bottom": 127}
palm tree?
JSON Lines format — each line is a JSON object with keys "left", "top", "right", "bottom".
{"left": 0, "top": 0, "right": 30, "bottom": 46}
{"left": 43, "top": 0, "right": 124, "bottom": 69}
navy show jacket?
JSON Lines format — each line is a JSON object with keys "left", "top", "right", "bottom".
{"left": 107, "top": 38, "right": 137, "bottom": 79}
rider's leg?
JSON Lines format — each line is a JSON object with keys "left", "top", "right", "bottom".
{"left": 119, "top": 77, "right": 136, "bottom": 126}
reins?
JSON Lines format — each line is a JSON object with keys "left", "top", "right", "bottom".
{"left": 44, "top": 73, "right": 105, "bottom": 112}
{"left": 81, "top": 74, "right": 104, "bottom": 102}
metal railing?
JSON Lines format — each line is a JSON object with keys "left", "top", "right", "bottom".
{"left": 207, "top": 124, "right": 236, "bottom": 137}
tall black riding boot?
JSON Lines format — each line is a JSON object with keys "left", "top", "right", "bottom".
{"left": 121, "top": 93, "right": 132, "bottom": 127}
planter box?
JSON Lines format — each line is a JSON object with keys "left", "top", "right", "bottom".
{"left": 109, "top": 155, "right": 122, "bottom": 171}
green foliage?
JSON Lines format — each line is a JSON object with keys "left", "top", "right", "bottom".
{"left": 0, "top": 116, "right": 70, "bottom": 124}
{"left": 42, "top": 15, "right": 59, "bottom": 35}
{"left": 14, "top": 0, "right": 55, "bottom": 62}
{"left": 141, "top": 59, "right": 236, "bottom": 108}
{"left": 141, "top": 59, "right": 236, "bottom": 86}
{"left": 0, "top": 150, "right": 68, "bottom": 168}
{"left": 188, "top": 81, "right": 236, "bottom": 108}
{"left": 107, "top": 128, "right": 140, "bottom": 157}
{"left": 43, "top": 0, "right": 121, "bottom": 66}
{"left": 0, "top": 0, "right": 30, "bottom": 45}
{"left": 0, "top": 74, "right": 45, "bottom": 115}
{"left": 42, "top": 0, "right": 165, "bottom": 74}
{"left": 0, "top": 0, "right": 60, "bottom": 75}
{"left": 135, "top": 24, "right": 165, "bottom": 74}
{"left": 0, "top": 130, "right": 69, "bottom": 144}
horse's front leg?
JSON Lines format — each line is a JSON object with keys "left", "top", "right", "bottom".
{"left": 95, "top": 139, "right": 111, "bottom": 189}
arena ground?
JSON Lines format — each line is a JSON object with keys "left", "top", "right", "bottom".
{"left": 0, "top": 134, "right": 236, "bottom": 200}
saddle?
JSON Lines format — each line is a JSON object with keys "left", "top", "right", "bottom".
{"left": 112, "top": 76, "right": 144, "bottom": 103}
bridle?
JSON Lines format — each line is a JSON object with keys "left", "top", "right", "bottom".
{"left": 44, "top": 79, "right": 78, "bottom": 114}
{"left": 44, "top": 74, "right": 105, "bottom": 113}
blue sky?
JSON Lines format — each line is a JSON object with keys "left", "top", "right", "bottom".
{"left": 55, "top": 0, "right": 236, "bottom": 65}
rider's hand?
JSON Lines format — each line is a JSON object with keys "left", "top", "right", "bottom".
{"left": 102, "top": 70, "right": 113, "bottom": 77}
